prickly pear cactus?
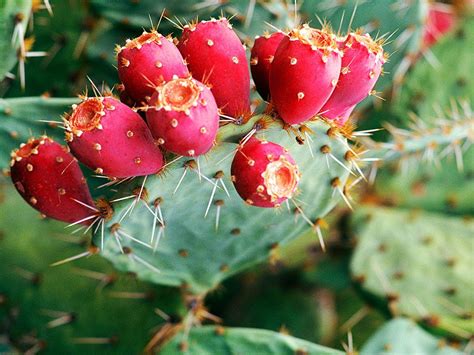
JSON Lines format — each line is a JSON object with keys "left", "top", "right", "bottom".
{"left": 159, "top": 326, "right": 343, "bottom": 355}
{"left": 92, "top": 118, "right": 351, "bottom": 294}
{"left": 360, "top": 318, "right": 463, "bottom": 355}
{"left": 350, "top": 207, "right": 474, "bottom": 339}
{"left": 394, "top": 17, "right": 474, "bottom": 121}
{"left": 0, "top": 183, "right": 183, "bottom": 354}
{"left": 365, "top": 101, "right": 474, "bottom": 215}
{"left": 0, "top": 0, "right": 31, "bottom": 81}
{"left": 374, "top": 146, "right": 474, "bottom": 215}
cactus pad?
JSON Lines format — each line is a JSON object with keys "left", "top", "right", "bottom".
{"left": 93, "top": 119, "right": 352, "bottom": 294}
{"left": 160, "top": 326, "right": 343, "bottom": 355}
{"left": 350, "top": 207, "right": 474, "bottom": 339}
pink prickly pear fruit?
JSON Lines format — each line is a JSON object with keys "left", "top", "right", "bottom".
{"left": 250, "top": 31, "right": 286, "bottom": 100}
{"left": 319, "top": 31, "right": 386, "bottom": 126}
{"left": 178, "top": 18, "right": 251, "bottom": 119}
{"left": 423, "top": 3, "right": 457, "bottom": 47}
{"left": 146, "top": 76, "right": 219, "bottom": 157}
{"left": 10, "top": 136, "right": 95, "bottom": 224}
{"left": 269, "top": 24, "right": 342, "bottom": 125}
{"left": 117, "top": 30, "right": 189, "bottom": 105}
{"left": 65, "top": 96, "right": 164, "bottom": 178}
{"left": 231, "top": 137, "right": 300, "bottom": 208}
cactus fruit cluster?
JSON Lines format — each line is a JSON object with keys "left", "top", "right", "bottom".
{"left": 1, "top": 0, "right": 473, "bottom": 353}
{"left": 10, "top": 18, "right": 385, "bottom": 220}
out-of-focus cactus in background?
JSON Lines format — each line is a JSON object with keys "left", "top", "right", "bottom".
{"left": 0, "top": 0, "right": 472, "bottom": 354}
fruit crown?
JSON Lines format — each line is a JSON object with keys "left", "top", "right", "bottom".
{"left": 9, "top": 136, "right": 52, "bottom": 167}
{"left": 347, "top": 30, "right": 387, "bottom": 62}
{"left": 290, "top": 24, "right": 340, "bottom": 54}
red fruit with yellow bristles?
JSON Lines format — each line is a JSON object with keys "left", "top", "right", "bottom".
{"left": 117, "top": 30, "right": 189, "bottom": 105}
{"left": 178, "top": 18, "right": 251, "bottom": 119}
{"left": 319, "top": 31, "right": 386, "bottom": 126}
{"left": 10, "top": 136, "right": 95, "bottom": 224}
{"left": 65, "top": 96, "right": 164, "bottom": 178}
{"left": 250, "top": 31, "right": 286, "bottom": 100}
{"left": 231, "top": 137, "right": 300, "bottom": 208}
{"left": 146, "top": 76, "right": 219, "bottom": 157}
{"left": 269, "top": 24, "right": 342, "bottom": 125}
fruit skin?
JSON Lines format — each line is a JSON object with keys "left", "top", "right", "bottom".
{"left": 269, "top": 24, "right": 342, "bottom": 125}
{"left": 10, "top": 136, "right": 94, "bottom": 224}
{"left": 178, "top": 18, "right": 251, "bottom": 119}
{"left": 65, "top": 96, "right": 164, "bottom": 178}
{"left": 423, "top": 2, "right": 457, "bottom": 47}
{"left": 117, "top": 30, "right": 189, "bottom": 105}
{"left": 231, "top": 137, "right": 300, "bottom": 208}
{"left": 250, "top": 32, "right": 286, "bottom": 100}
{"left": 146, "top": 76, "right": 219, "bottom": 157}
{"left": 319, "top": 32, "right": 386, "bottom": 126}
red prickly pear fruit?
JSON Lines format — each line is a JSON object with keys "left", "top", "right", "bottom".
{"left": 117, "top": 30, "right": 189, "bottom": 105}
{"left": 10, "top": 136, "right": 95, "bottom": 224}
{"left": 250, "top": 31, "right": 286, "bottom": 100}
{"left": 423, "top": 3, "right": 457, "bottom": 47}
{"left": 178, "top": 18, "right": 251, "bottom": 119}
{"left": 269, "top": 24, "right": 342, "bottom": 125}
{"left": 65, "top": 96, "right": 164, "bottom": 178}
{"left": 231, "top": 137, "right": 300, "bottom": 208}
{"left": 146, "top": 76, "right": 219, "bottom": 157}
{"left": 319, "top": 31, "right": 386, "bottom": 126}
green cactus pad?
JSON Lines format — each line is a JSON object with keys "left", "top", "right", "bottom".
{"left": 361, "top": 318, "right": 463, "bottom": 355}
{"left": 374, "top": 146, "right": 474, "bottom": 215}
{"left": 394, "top": 17, "right": 474, "bottom": 122}
{"left": 350, "top": 207, "right": 474, "bottom": 339}
{"left": 0, "top": 97, "right": 79, "bottom": 170}
{"left": 92, "top": 120, "right": 352, "bottom": 294}
{"left": 0, "top": 0, "right": 31, "bottom": 81}
{"left": 159, "top": 326, "right": 343, "bottom": 355}
{"left": 0, "top": 184, "right": 183, "bottom": 354}
{"left": 363, "top": 103, "right": 474, "bottom": 215}
{"left": 6, "top": 1, "right": 88, "bottom": 97}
